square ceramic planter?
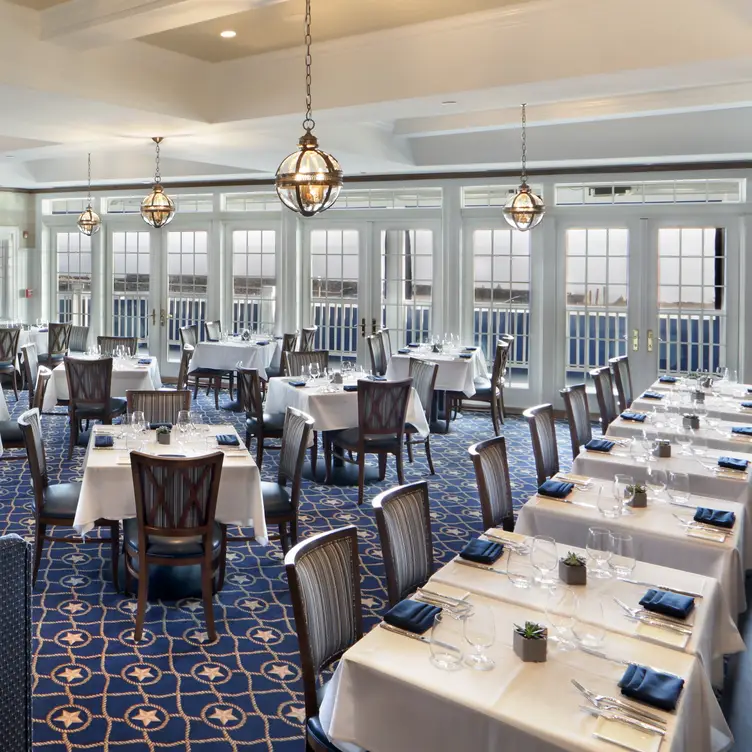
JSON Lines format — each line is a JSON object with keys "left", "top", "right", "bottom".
{"left": 630, "top": 491, "right": 648, "bottom": 508}
{"left": 694, "top": 390, "right": 705, "bottom": 403}
{"left": 513, "top": 629, "right": 548, "bottom": 662}
{"left": 157, "top": 432, "right": 171, "bottom": 446}
{"left": 559, "top": 560, "right": 587, "bottom": 585}
{"left": 683, "top": 415, "right": 700, "bottom": 430}
{"left": 655, "top": 440, "right": 671, "bottom": 458}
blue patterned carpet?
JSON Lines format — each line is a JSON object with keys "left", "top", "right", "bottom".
{"left": 0, "top": 388, "right": 574, "bottom": 751}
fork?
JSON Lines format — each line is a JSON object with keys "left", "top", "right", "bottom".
{"left": 571, "top": 679, "right": 667, "bottom": 727}
{"left": 482, "top": 532, "right": 530, "bottom": 554}
{"left": 672, "top": 513, "right": 729, "bottom": 537}
{"left": 613, "top": 598, "right": 693, "bottom": 635}
{"left": 580, "top": 706, "right": 666, "bottom": 736}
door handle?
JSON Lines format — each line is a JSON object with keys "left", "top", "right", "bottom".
{"left": 360, "top": 318, "right": 366, "bottom": 338}
{"left": 632, "top": 328, "right": 639, "bottom": 352}
{"left": 151, "top": 308, "right": 156, "bottom": 326}
{"left": 647, "top": 329, "right": 654, "bottom": 352}
{"left": 371, "top": 318, "right": 378, "bottom": 335}
{"left": 160, "top": 308, "right": 172, "bottom": 327}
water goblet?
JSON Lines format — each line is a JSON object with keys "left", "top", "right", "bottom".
{"left": 463, "top": 602, "right": 496, "bottom": 670}
{"left": 613, "top": 474, "right": 635, "bottom": 511}
{"left": 429, "top": 613, "right": 464, "bottom": 671}
{"left": 586, "top": 527, "right": 613, "bottom": 579}
{"left": 675, "top": 426, "right": 693, "bottom": 455}
{"left": 506, "top": 550, "right": 534, "bottom": 589}
{"left": 309, "top": 362, "right": 321, "bottom": 381}
{"left": 530, "top": 535, "right": 558, "bottom": 587}
{"left": 177, "top": 410, "right": 191, "bottom": 437}
{"left": 573, "top": 601, "right": 606, "bottom": 649}
{"left": 189, "top": 411, "right": 203, "bottom": 437}
{"left": 545, "top": 586, "right": 578, "bottom": 651}
{"left": 608, "top": 533, "right": 636, "bottom": 577}
{"left": 668, "top": 471, "right": 691, "bottom": 505}
{"left": 596, "top": 484, "right": 621, "bottom": 519}
{"left": 130, "top": 411, "right": 146, "bottom": 435}
{"left": 645, "top": 466, "right": 667, "bottom": 501}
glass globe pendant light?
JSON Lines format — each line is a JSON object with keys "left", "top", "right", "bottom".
{"left": 503, "top": 104, "right": 545, "bottom": 232}
{"left": 77, "top": 153, "right": 101, "bottom": 236}
{"left": 141, "top": 137, "right": 176, "bottom": 228}
{"left": 275, "top": 0, "right": 343, "bottom": 217}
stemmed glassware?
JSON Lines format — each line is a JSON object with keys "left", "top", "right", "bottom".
{"left": 586, "top": 527, "right": 613, "bottom": 579}
{"left": 613, "top": 474, "right": 635, "bottom": 512}
{"left": 429, "top": 613, "right": 464, "bottom": 671}
{"left": 668, "top": 471, "right": 691, "bottom": 505}
{"left": 596, "top": 483, "right": 621, "bottom": 519}
{"left": 645, "top": 466, "right": 667, "bottom": 501}
{"left": 308, "top": 362, "right": 321, "bottom": 382}
{"left": 608, "top": 533, "right": 636, "bottom": 577}
{"left": 545, "top": 586, "right": 578, "bottom": 651}
{"left": 177, "top": 410, "right": 191, "bottom": 437}
{"left": 506, "top": 550, "right": 533, "bottom": 589}
{"left": 463, "top": 602, "right": 496, "bottom": 670}
{"left": 530, "top": 535, "right": 558, "bottom": 586}
{"left": 675, "top": 426, "right": 693, "bottom": 455}
{"left": 130, "top": 411, "right": 146, "bottom": 435}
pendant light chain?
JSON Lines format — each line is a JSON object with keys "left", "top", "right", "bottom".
{"left": 303, "top": 0, "right": 315, "bottom": 132}
{"left": 520, "top": 103, "right": 528, "bottom": 185}
{"left": 154, "top": 139, "right": 162, "bottom": 184}
{"left": 87, "top": 152, "right": 93, "bottom": 206}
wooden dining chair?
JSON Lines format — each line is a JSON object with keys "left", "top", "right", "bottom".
{"left": 405, "top": 358, "right": 438, "bottom": 474}
{"left": 468, "top": 435, "right": 515, "bottom": 532}
{"left": 283, "top": 351, "right": 329, "bottom": 378}
{"left": 327, "top": 378, "right": 412, "bottom": 505}
{"left": 175, "top": 345, "right": 194, "bottom": 391}
{"left": 560, "top": 384, "right": 593, "bottom": 459}
{"left": 262, "top": 407, "right": 315, "bottom": 554}
{"left": 97, "top": 335, "right": 138, "bottom": 356}
{"left": 21, "top": 343, "right": 39, "bottom": 404}
{"left": 179, "top": 324, "right": 198, "bottom": 348}
{"left": 373, "top": 481, "right": 434, "bottom": 607}
{"left": 204, "top": 320, "right": 222, "bottom": 342}
{"left": 180, "top": 323, "right": 234, "bottom": 408}
{"left": 18, "top": 408, "right": 119, "bottom": 587}
{"left": 463, "top": 340, "right": 510, "bottom": 435}
{"left": 0, "top": 327, "right": 21, "bottom": 401}
{"left": 239, "top": 367, "right": 284, "bottom": 468}
{"left": 126, "top": 390, "right": 191, "bottom": 424}
{"left": 126, "top": 451, "right": 225, "bottom": 642}
{"left": 0, "top": 367, "right": 52, "bottom": 462}
{"left": 68, "top": 325, "right": 90, "bottom": 353}
{"left": 590, "top": 365, "right": 619, "bottom": 431}
{"left": 522, "top": 403, "right": 560, "bottom": 485}
{"left": 45, "top": 323, "right": 71, "bottom": 367}
{"left": 609, "top": 355, "right": 634, "bottom": 412}
{"left": 367, "top": 334, "right": 388, "bottom": 376}
{"left": 380, "top": 328, "right": 393, "bottom": 363}
{"left": 264, "top": 333, "right": 298, "bottom": 380}
{"left": 284, "top": 526, "right": 362, "bottom": 752}
{"left": 64, "top": 356, "right": 127, "bottom": 458}
{"left": 299, "top": 326, "right": 316, "bottom": 352}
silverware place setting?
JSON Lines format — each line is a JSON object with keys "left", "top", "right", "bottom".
{"left": 613, "top": 598, "right": 693, "bottom": 636}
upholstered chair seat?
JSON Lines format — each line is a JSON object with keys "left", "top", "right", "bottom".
{"left": 41, "top": 482, "right": 82, "bottom": 518}
{"left": 123, "top": 518, "right": 223, "bottom": 559}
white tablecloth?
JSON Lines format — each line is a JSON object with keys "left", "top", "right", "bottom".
{"left": 322, "top": 580, "right": 731, "bottom": 752}
{"left": 74, "top": 424, "right": 266, "bottom": 542}
{"left": 44, "top": 356, "right": 163, "bottom": 410}
{"left": 386, "top": 348, "right": 489, "bottom": 398}
{"left": 0, "top": 386, "right": 8, "bottom": 422}
{"left": 515, "top": 489, "right": 751, "bottom": 616}
{"left": 189, "top": 340, "right": 278, "bottom": 380}
{"left": 265, "top": 377, "right": 431, "bottom": 436}
{"left": 631, "top": 395, "right": 752, "bottom": 425}
{"left": 17, "top": 327, "right": 48, "bottom": 354}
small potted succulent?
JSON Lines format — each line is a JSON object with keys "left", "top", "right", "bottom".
{"left": 513, "top": 621, "right": 548, "bottom": 663}
{"left": 655, "top": 438, "right": 672, "bottom": 458}
{"left": 628, "top": 483, "right": 648, "bottom": 508}
{"left": 559, "top": 551, "right": 587, "bottom": 585}
{"left": 156, "top": 426, "right": 171, "bottom": 445}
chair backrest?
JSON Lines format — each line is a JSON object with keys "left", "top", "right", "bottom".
{"left": 176, "top": 345, "right": 194, "bottom": 391}
{"left": 68, "top": 325, "right": 90, "bottom": 353}
{"left": 284, "top": 350, "right": 329, "bottom": 378}
{"left": 32, "top": 367, "right": 52, "bottom": 412}
{"left": 48, "top": 323, "right": 71, "bottom": 357}
{"left": 468, "top": 435, "right": 514, "bottom": 531}
{"left": 609, "top": 355, "right": 633, "bottom": 412}
{"left": 523, "top": 403, "right": 560, "bottom": 485}
{"left": 0, "top": 534, "right": 32, "bottom": 752}
{"left": 64, "top": 356, "right": 113, "bottom": 412}
{"left": 299, "top": 326, "right": 316, "bottom": 352}
{"left": 127, "top": 390, "right": 191, "bottom": 424}
{"left": 367, "top": 334, "right": 387, "bottom": 376}
{"left": 408, "top": 358, "right": 438, "bottom": 419}
{"left": 129, "top": 451, "right": 224, "bottom": 540}
{"left": 282, "top": 332, "right": 297, "bottom": 353}
{"left": 204, "top": 320, "right": 222, "bottom": 342}
{"left": 17, "top": 409, "right": 48, "bottom": 506}
{"left": 0, "top": 327, "right": 20, "bottom": 363}
{"left": 491, "top": 340, "right": 511, "bottom": 390}
{"left": 277, "top": 408, "right": 315, "bottom": 509}
{"left": 97, "top": 335, "right": 138, "bottom": 356}
{"left": 284, "top": 526, "right": 362, "bottom": 719}
{"left": 238, "top": 367, "right": 263, "bottom": 422}
{"left": 560, "top": 384, "right": 592, "bottom": 459}
{"left": 373, "top": 481, "right": 433, "bottom": 606}
{"left": 590, "top": 366, "right": 619, "bottom": 430}
{"left": 21, "top": 343, "right": 38, "bottom": 398}
{"left": 180, "top": 324, "right": 198, "bottom": 348}
{"left": 357, "top": 378, "right": 412, "bottom": 439}
{"left": 380, "top": 329, "right": 393, "bottom": 363}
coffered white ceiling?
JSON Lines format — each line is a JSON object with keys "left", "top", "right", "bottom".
{"left": 0, "top": 0, "right": 751, "bottom": 189}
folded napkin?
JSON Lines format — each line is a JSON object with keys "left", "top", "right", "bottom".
{"left": 343, "top": 384, "right": 358, "bottom": 392}
{"left": 149, "top": 422, "right": 172, "bottom": 430}
{"left": 255, "top": 340, "right": 269, "bottom": 346}
{"left": 748, "top": 388, "right": 752, "bottom": 394}
{"left": 464, "top": 346, "right": 478, "bottom": 352}
{"left": 407, "top": 343, "right": 420, "bottom": 348}
{"left": 459, "top": 353, "right": 473, "bottom": 359}
{"left": 718, "top": 456, "right": 748, "bottom": 471}
{"left": 38, "top": 328, "right": 48, "bottom": 332}
{"left": 94, "top": 435, "right": 114, "bottom": 449}
{"left": 584, "top": 438, "right": 615, "bottom": 452}
{"left": 621, "top": 411, "right": 647, "bottom": 422}
{"left": 537, "top": 479, "right": 574, "bottom": 499}
{"left": 639, "top": 588, "right": 695, "bottom": 620}
{"left": 368, "top": 375, "right": 387, "bottom": 381}
{"left": 459, "top": 538, "right": 504, "bottom": 564}
{"left": 137, "top": 358, "right": 152, "bottom": 365}
{"left": 383, "top": 599, "right": 441, "bottom": 634}
{"left": 659, "top": 375, "right": 677, "bottom": 383}
{"left": 741, "top": 402, "right": 752, "bottom": 409}
{"left": 641, "top": 391, "right": 664, "bottom": 400}
{"left": 398, "top": 348, "right": 410, "bottom": 354}
{"left": 157, "top": 454, "right": 187, "bottom": 458}
{"left": 732, "top": 426, "right": 752, "bottom": 436}
{"left": 288, "top": 380, "right": 307, "bottom": 387}
{"left": 694, "top": 507, "right": 735, "bottom": 529}
{"left": 619, "top": 664, "right": 685, "bottom": 711}
{"left": 216, "top": 434, "right": 240, "bottom": 446}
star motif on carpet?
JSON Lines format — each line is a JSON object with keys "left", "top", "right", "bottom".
{"left": 240, "top": 598, "right": 263, "bottom": 610}
{"left": 254, "top": 629, "right": 277, "bottom": 643}
{"left": 231, "top": 574, "right": 250, "bottom": 584}
{"left": 61, "top": 602, "right": 86, "bottom": 614}
{"left": 62, "top": 576, "right": 86, "bottom": 586}
{"left": 209, "top": 707, "right": 237, "bottom": 726}
{"left": 59, "top": 631, "right": 84, "bottom": 645}
{"left": 267, "top": 664, "right": 295, "bottom": 680}
{"left": 191, "top": 630, "right": 210, "bottom": 643}
{"left": 198, "top": 665, "right": 225, "bottom": 681}
{"left": 54, "top": 709, "right": 83, "bottom": 729}
{"left": 286, "top": 706, "right": 306, "bottom": 723}
{"left": 361, "top": 596, "right": 378, "bottom": 608}
{"left": 67, "top": 554, "right": 86, "bottom": 563}
{"left": 131, "top": 708, "right": 161, "bottom": 727}
{"left": 129, "top": 667, "right": 154, "bottom": 682}
{"left": 225, "top": 552, "right": 241, "bottom": 561}
{"left": 122, "top": 602, "right": 138, "bottom": 612}
{"left": 56, "top": 667, "right": 84, "bottom": 683}
{"left": 183, "top": 600, "right": 202, "bottom": 612}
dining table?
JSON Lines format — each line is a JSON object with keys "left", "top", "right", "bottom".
{"left": 189, "top": 338, "right": 279, "bottom": 380}
{"left": 320, "top": 532, "right": 737, "bottom": 752}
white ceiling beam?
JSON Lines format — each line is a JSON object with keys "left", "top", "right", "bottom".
{"left": 715, "top": 0, "right": 752, "bottom": 22}
{"left": 40, "top": 0, "right": 284, "bottom": 49}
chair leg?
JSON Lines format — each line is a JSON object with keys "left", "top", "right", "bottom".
{"left": 109, "top": 523, "right": 119, "bottom": 593}
{"left": 213, "top": 378, "right": 220, "bottom": 410}
{"left": 218, "top": 524, "right": 228, "bottom": 592}
{"left": 310, "top": 431, "right": 318, "bottom": 475}
{"left": 67, "top": 416, "right": 76, "bottom": 459}
{"left": 395, "top": 448, "right": 406, "bottom": 485}
{"left": 228, "top": 373, "right": 234, "bottom": 401}
{"left": 12, "top": 370, "right": 18, "bottom": 401}
{"left": 255, "top": 434, "right": 264, "bottom": 469}
{"left": 134, "top": 559, "right": 149, "bottom": 642}
{"left": 324, "top": 435, "right": 333, "bottom": 484}
{"left": 357, "top": 455, "right": 366, "bottom": 506}
{"left": 193, "top": 377, "right": 200, "bottom": 400}
{"left": 201, "top": 560, "right": 217, "bottom": 642}
{"left": 499, "top": 388, "right": 506, "bottom": 424}
{"left": 124, "top": 551, "right": 133, "bottom": 596}
{"left": 445, "top": 395, "right": 452, "bottom": 432}
{"left": 32, "top": 522, "right": 46, "bottom": 586}
{"left": 278, "top": 523, "right": 289, "bottom": 555}
{"left": 406, "top": 435, "right": 414, "bottom": 463}
{"left": 377, "top": 453, "right": 387, "bottom": 480}
{"left": 425, "top": 437, "right": 435, "bottom": 475}
{"left": 290, "top": 517, "right": 298, "bottom": 547}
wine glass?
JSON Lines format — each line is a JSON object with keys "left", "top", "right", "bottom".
{"left": 640, "top": 433, "right": 656, "bottom": 463}
{"left": 177, "top": 410, "right": 191, "bottom": 436}
{"left": 545, "top": 586, "right": 578, "bottom": 651}
{"left": 675, "top": 426, "right": 693, "bottom": 455}
{"left": 668, "top": 471, "right": 691, "bottom": 505}
{"left": 573, "top": 601, "right": 606, "bottom": 649}
{"left": 608, "top": 533, "right": 636, "bottom": 577}
{"left": 429, "top": 613, "right": 464, "bottom": 671}
{"left": 613, "top": 474, "right": 635, "bottom": 511}
{"left": 596, "top": 483, "right": 621, "bottom": 519}
{"left": 530, "top": 536, "right": 558, "bottom": 587}
{"left": 309, "top": 362, "right": 321, "bottom": 381}
{"left": 506, "top": 550, "right": 534, "bottom": 589}
{"left": 130, "top": 411, "right": 146, "bottom": 435}
{"left": 645, "top": 466, "right": 667, "bottom": 501}
{"left": 691, "top": 430, "right": 708, "bottom": 457}
{"left": 586, "top": 527, "right": 613, "bottom": 579}
{"left": 189, "top": 411, "right": 203, "bottom": 436}
{"left": 463, "top": 602, "right": 496, "bottom": 671}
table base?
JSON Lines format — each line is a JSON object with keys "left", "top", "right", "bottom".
{"left": 220, "top": 399, "right": 244, "bottom": 413}
{"left": 117, "top": 553, "right": 220, "bottom": 600}
{"left": 302, "top": 460, "right": 381, "bottom": 487}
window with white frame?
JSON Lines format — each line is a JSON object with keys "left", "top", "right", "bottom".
{"left": 658, "top": 228, "right": 726, "bottom": 374}
{"left": 565, "top": 228, "right": 629, "bottom": 383}
{"left": 112, "top": 231, "right": 150, "bottom": 347}
{"left": 472, "top": 229, "right": 531, "bottom": 383}
{"left": 167, "top": 231, "right": 208, "bottom": 358}
{"left": 56, "top": 232, "right": 92, "bottom": 326}
{"left": 231, "top": 230, "right": 276, "bottom": 334}
{"left": 0, "top": 240, "right": 7, "bottom": 319}
{"left": 555, "top": 179, "right": 744, "bottom": 206}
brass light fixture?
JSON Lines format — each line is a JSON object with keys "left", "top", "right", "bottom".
{"left": 503, "top": 103, "right": 545, "bottom": 232}
{"left": 140, "top": 137, "right": 176, "bottom": 228}
{"left": 77, "top": 153, "right": 101, "bottom": 236}
{"left": 275, "top": 0, "right": 343, "bottom": 217}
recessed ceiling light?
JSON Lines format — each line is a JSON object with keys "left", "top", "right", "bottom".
{"left": 220, "top": 30, "right": 237, "bottom": 39}
{"left": 441, "top": 100, "right": 457, "bottom": 106}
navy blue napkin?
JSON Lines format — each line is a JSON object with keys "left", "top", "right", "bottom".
{"left": 621, "top": 411, "right": 647, "bottom": 422}
{"left": 343, "top": 384, "right": 358, "bottom": 392}
{"left": 94, "top": 435, "right": 113, "bottom": 449}
{"left": 255, "top": 340, "right": 269, "bottom": 346}
{"left": 38, "top": 328, "right": 48, "bottom": 332}
{"left": 537, "top": 479, "right": 574, "bottom": 499}
{"left": 641, "top": 391, "right": 664, "bottom": 400}
{"left": 747, "top": 388, "right": 752, "bottom": 394}
{"left": 584, "top": 438, "right": 615, "bottom": 452}
{"left": 741, "top": 402, "right": 752, "bottom": 409}
{"left": 619, "top": 664, "right": 685, "bottom": 711}
{"left": 158, "top": 454, "right": 187, "bottom": 458}
{"left": 288, "top": 380, "right": 307, "bottom": 387}
{"left": 137, "top": 358, "right": 152, "bottom": 365}
{"left": 732, "top": 426, "right": 752, "bottom": 436}
{"left": 407, "top": 343, "right": 420, "bottom": 348}
{"left": 718, "top": 456, "right": 748, "bottom": 471}
{"left": 149, "top": 422, "right": 172, "bottom": 430}
{"left": 368, "top": 375, "right": 387, "bottom": 381}
{"left": 694, "top": 507, "right": 735, "bottom": 529}
{"left": 464, "top": 346, "right": 478, "bottom": 351}
{"left": 459, "top": 538, "right": 504, "bottom": 564}
{"left": 659, "top": 375, "right": 677, "bottom": 383}
{"left": 398, "top": 348, "right": 410, "bottom": 354}
{"left": 216, "top": 434, "right": 240, "bottom": 446}
{"left": 383, "top": 599, "right": 441, "bottom": 634}
{"left": 459, "top": 353, "right": 473, "bottom": 359}
{"left": 639, "top": 589, "right": 695, "bottom": 620}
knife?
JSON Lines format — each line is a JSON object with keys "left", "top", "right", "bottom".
{"left": 453, "top": 558, "right": 507, "bottom": 576}
{"left": 583, "top": 706, "right": 666, "bottom": 737}
{"left": 616, "top": 577, "right": 704, "bottom": 599}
